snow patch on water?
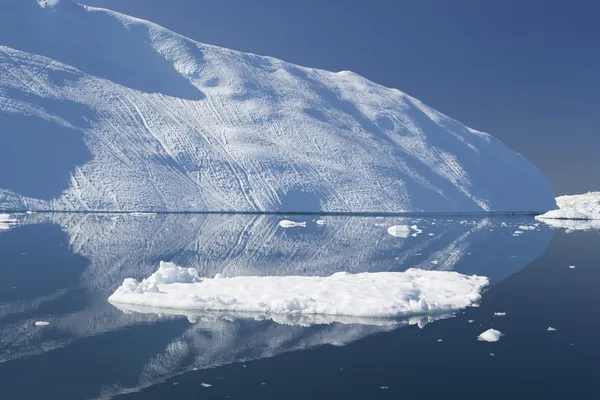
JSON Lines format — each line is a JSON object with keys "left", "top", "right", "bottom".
{"left": 108, "top": 263, "right": 489, "bottom": 320}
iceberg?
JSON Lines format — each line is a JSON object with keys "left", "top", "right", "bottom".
{"left": 0, "top": 0, "right": 555, "bottom": 213}
{"left": 537, "top": 192, "right": 600, "bottom": 231}
{"left": 109, "top": 261, "right": 488, "bottom": 319}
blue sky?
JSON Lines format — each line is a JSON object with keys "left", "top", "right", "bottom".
{"left": 80, "top": 0, "right": 600, "bottom": 195}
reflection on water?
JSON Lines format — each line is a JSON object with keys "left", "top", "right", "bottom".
{"left": 0, "top": 213, "right": 553, "bottom": 399}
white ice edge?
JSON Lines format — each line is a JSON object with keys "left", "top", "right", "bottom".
{"left": 108, "top": 261, "right": 489, "bottom": 321}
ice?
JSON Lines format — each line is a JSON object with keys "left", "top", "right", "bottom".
{"left": 494, "top": 312, "right": 506, "bottom": 316}
{"left": 537, "top": 192, "right": 600, "bottom": 221}
{"left": 569, "top": 265, "right": 576, "bottom": 269}
{"left": 34, "top": 321, "right": 50, "bottom": 327}
{"left": 200, "top": 383, "right": 212, "bottom": 388}
{"left": 278, "top": 220, "right": 306, "bottom": 228}
{"left": 0, "top": 214, "right": 18, "bottom": 231}
{"left": 387, "top": 225, "right": 410, "bottom": 238}
{"left": 518, "top": 225, "right": 537, "bottom": 231}
{"left": 478, "top": 329, "right": 502, "bottom": 342}
{"left": 547, "top": 327, "right": 556, "bottom": 331}
{"left": 537, "top": 218, "right": 600, "bottom": 232}
{"left": 315, "top": 220, "right": 326, "bottom": 225}
{"left": 109, "top": 263, "right": 489, "bottom": 320}
{"left": 0, "top": 0, "right": 556, "bottom": 213}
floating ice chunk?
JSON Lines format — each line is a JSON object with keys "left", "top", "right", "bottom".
{"left": 428, "top": 233, "right": 435, "bottom": 236}
{"left": 569, "top": 265, "right": 576, "bottom": 269}
{"left": 0, "top": 214, "right": 18, "bottom": 231}
{"left": 437, "top": 339, "right": 443, "bottom": 342}
{"left": 380, "top": 386, "right": 389, "bottom": 390}
{"left": 200, "top": 383, "right": 212, "bottom": 388}
{"left": 279, "top": 220, "right": 306, "bottom": 228}
{"left": 537, "top": 192, "right": 600, "bottom": 221}
{"left": 513, "top": 231, "right": 523, "bottom": 235}
{"left": 547, "top": 327, "right": 556, "bottom": 331}
{"left": 431, "top": 260, "right": 439, "bottom": 265}
{"left": 109, "top": 263, "right": 489, "bottom": 320}
{"left": 410, "top": 225, "right": 423, "bottom": 234}
{"left": 494, "top": 312, "right": 506, "bottom": 317}
{"left": 468, "top": 320, "right": 475, "bottom": 323}
{"left": 34, "top": 321, "right": 50, "bottom": 327}
{"left": 518, "top": 225, "right": 537, "bottom": 231}
{"left": 315, "top": 220, "right": 326, "bottom": 225}
{"left": 387, "top": 225, "right": 410, "bottom": 238}
{"left": 478, "top": 329, "right": 502, "bottom": 342}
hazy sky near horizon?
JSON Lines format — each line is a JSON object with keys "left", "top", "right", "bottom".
{"left": 80, "top": 0, "right": 599, "bottom": 195}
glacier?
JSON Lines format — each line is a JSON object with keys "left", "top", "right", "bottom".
{"left": 0, "top": 0, "right": 555, "bottom": 213}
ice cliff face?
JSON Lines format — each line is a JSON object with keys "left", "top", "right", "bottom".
{"left": 0, "top": 0, "right": 555, "bottom": 212}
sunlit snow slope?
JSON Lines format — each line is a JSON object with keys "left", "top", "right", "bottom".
{"left": 0, "top": 0, "right": 556, "bottom": 213}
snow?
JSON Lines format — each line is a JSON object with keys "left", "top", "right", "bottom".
{"left": 0, "top": 214, "right": 18, "bottom": 230}
{"left": 478, "top": 329, "right": 502, "bottom": 342}
{"left": 387, "top": 225, "right": 410, "bottom": 238}
{"left": 537, "top": 192, "right": 600, "bottom": 221}
{"left": 109, "top": 262, "right": 489, "bottom": 320}
{"left": 34, "top": 321, "right": 50, "bottom": 327}
{"left": 0, "top": 0, "right": 556, "bottom": 213}
{"left": 518, "top": 225, "right": 537, "bottom": 231}
{"left": 279, "top": 220, "right": 306, "bottom": 228}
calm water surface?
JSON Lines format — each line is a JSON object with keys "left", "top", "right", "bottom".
{"left": 0, "top": 213, "right": 598, "bottom": 399}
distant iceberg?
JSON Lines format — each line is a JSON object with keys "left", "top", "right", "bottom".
{"left": 109, "top": 261, "right": 488, "bottom": 319}
{"left": 537, "top": 192, "right": 600, "bottom": 231}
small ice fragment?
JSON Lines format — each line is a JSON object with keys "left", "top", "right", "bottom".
{"left": 315, "top": 220, "right": 326, "bottom": 225}
{"left": 260, "top": 382, "right": 266, "bottom": 386}
{"left": 431, "top": 260, "right": 439, "bottom": 265}
{"left": 490, "top": 353, "right": 495, "bottom": 356}
{"left": 468, "top": 320, "right": 475, "bottom": 323}
{"left": 494, "top": 312, "right": 506, "bottom": 317}
{"left": 200, "top": 383, "right": 212, "bottom": 388}
{"left": 478, "top": 329, "right": 502, "bottom": 342}
{"left": 437, "top": 339, "right": 443, "bottom": 342}
{"left": 380, "top": 387, "right": 389, "bottom": 390}
{"left": 569, "top": 265, "right": 576, "bottom": 269}
{"left": 34, "top": 321, "right": 50, "bottom": 327}
{"left": 279, "top": 220, "right": 306, "bottom": 228}
{"left": 547, "top": 327, "right": 557, "bottom": 331}
{"left": 387, "top": 225, "right": 410, "bottom": 238}
{"left": 428, "top": 233, "right": 435, "bottom": 236}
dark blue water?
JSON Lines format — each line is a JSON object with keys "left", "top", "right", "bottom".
{"left": 0, "top": 213, "right": 597, "bottom": 399}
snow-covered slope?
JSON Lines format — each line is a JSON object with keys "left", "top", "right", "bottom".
{"left": 0, "top": 0, "right": 555, "bottom": 213}
{"left": 537, "top": 192, "right": 600, "bottom": 220}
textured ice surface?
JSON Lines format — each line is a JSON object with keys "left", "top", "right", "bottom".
{"left": 478, "top": 329, "right": 502, "bottom": 342}
{"left": 109, "top": 262, "right": 489, "bottom": 319}
{"left": 0, "top": 0, "right": 556, "bottom": 213}
{"left": 537, "top": 193, "right": 600, "bottom": 221}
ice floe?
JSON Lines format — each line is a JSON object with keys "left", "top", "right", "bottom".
{"left": 279, "top": 220, "right": 306, "bottom": 228}
{"left": 109, "top": 262, "right": 488, "bottom": 320}
{"left": 537, "top": 192, "right": 600, "bottom": 221}
{"left": 478, "top": 329, "right": 502, "bottom": 342}
{"left": 0, "top": 214, "right": 18, "bottom": 231}
{"left": 34, "top": 321, "right": 50, "bottom": 327}
{"left": 387, "top": 225, "right": 410, "bottom": 238}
